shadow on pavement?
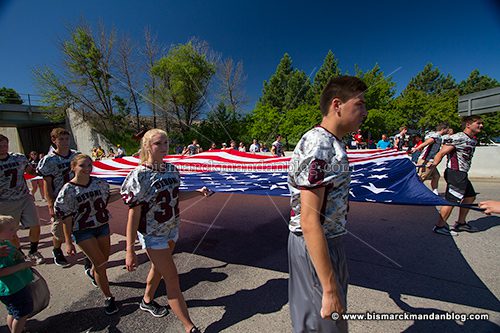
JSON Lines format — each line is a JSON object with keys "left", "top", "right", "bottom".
{"left": 467, "top": 215, "right": 500, "bottom": 232}
{"left": 389, "top": 292, "right": 499, "bottom": 332}
{"left": 117, "top": 263, "right": 230, "bottom": 297}
{"left": 176, "top": 194, "right": 500, "bottom": 315}
{"left": 18, "top": 193, "right": 498, "bottom": 332}
{"left": 346, "top": 202, "right": 500, "bottom": 314}
{"left": 187, "top": 278, "right": 288, "bottom": 333}
{"left": 25, "top": 296, "right": 142, "bottom": 333}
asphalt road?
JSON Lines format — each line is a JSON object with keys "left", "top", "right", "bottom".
{"left": 2, "top": 180, "right": 499, "bottom": 333}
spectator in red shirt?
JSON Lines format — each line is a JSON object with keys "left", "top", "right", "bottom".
{"left": 354, "top": 129, "right": 365, "bottom": 149}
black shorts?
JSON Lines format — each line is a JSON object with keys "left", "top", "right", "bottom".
{"left": 444, "top": 169, "right": 476, "bottom": 203}
{"left": 0, "top": 285, "right": 33, "bottom": 319}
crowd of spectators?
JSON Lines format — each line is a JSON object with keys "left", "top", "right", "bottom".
{"left": 89, "top": 145, "right": 126, "bottom": 160}
{"left": 176, "top": 136, "right": 280, "bottom": 156}
{"left": 86, "top": 127, "right": 457, "bottom": 160}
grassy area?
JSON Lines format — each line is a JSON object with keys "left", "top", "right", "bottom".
{"left": 102, "top": 129, "right": 141, "bottom": 156}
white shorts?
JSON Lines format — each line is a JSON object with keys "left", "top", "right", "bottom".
{"left": 0, "top": 195, "right": 40, "bottom": 229}
{"left": 137, "top": 228, "right": 179, "bottom": 250}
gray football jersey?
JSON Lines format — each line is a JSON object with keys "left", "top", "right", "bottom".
{"left": 420, "top": 131, "right": 442, "bottom": 161}
{"left": 272, "top": 140, "right": 284, "bottom": 156}
{"left": 0, "top": 153, "right": 29, "bottom": 201}
{"left": 37, "top": 150, "right": 79, "bottom": 196}
{"left": 446, "top": 132, "right": 477, "bottom": 172}
{"left": 441, "top": 134, "right": 452, "bottom": 145}
{"left": 120, "top": 164, "right": 181, "bottom": 237}
{"left": 54, "top": 177, "right": 110, "bottom": 231}
{"left": 288, "top": 127, "right": 350, "bottom": 238}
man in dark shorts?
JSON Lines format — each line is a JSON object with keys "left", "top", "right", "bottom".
{"left": 429, "top": 115, "right": 483, "bottom": 236}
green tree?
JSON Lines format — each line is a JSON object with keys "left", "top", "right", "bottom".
{"left": 356, "top": 64, "right": 397, "bottom": 141}
{"left": 197, "top": 102, "right": 247, "bottom": 147}
{"left": 458, "top": 69, "right": 500, "bottom": 95}
{"left": 253, "top": 53, "right": 313, "bottom": 145}
{"left": 458, "top": 70, "right": 500, "bottom": 140}
{"left": 259, "top": 53, "right": 293, "bottom": 110}
{"left": 248, "top": 103, "right": 281, "bottom": 141}
{"left": 34, "top": 24, "right": 129, "bottom": 130}
{"left": 0, "top": 87, "right": 23, "bottom": 104}
{"left": 285, "top": 69, "right": 313, "bottom": 110}
{"left": 363, "top": 108, "right": 407, "bottom": 140}
{"left": 393, "top": 64, "right": 462, "bottom": 135}
{"left": 33, "top": 67, "right": 73, "bottom": 122}
{"left": 151, "top": 41, "right": 216, "bottom": 135}
{"left": 282, "top": 104, "right": 322, "bottom": 144}
{"left": 405, "top": 63, "right": 456, "bottom": 95}
{"left": 259, "top": 53, "right": 312, "bottom": 111}
{"left": 312, "top": 50, "right": 341, "bottom": 100}
{"left": 418, "top": 90, "right": 461, "bottom": 131}
{"left": 392, "top": 89, "right": 429, "bottom": 132}
{"left": 392, "top": 88, "right": 461, "bottom": 135}
{"left": 356, "top": 64, "right": 395, "bottom": 111}
{"left": 481, "top": 113, "right": 500, "bottom": 141}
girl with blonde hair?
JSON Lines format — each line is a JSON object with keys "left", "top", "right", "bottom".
{"left": 121, "top": 129, "right": 211, "bottom": 333}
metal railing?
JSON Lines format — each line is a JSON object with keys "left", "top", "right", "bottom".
{"left": 1, "top": 92, "right": 48, "bottom": 107}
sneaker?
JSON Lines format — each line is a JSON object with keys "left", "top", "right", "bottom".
{"left": 53, "top": 249, "right": 70, "bottom": 267}
{"left": 452, "top": 222, "right": 479, "bottom": 233}
{"left": 83, "top": 257, "right": 92, "bottom": 271}
{"left": 139, "top": 298, "right": 169, "bottom": 318}
{"left": 432, "top": 189, "right": 439, "bottom": 195}
{"left": 433, "top": 225, "right": 458, "bottom": 236}
{"left": 104, "top": 297, "right": 119, "bottom": 315}
{"left": 189, "top": 327, "right": 202, "bottom": 333}
{"left": 27, "top": 251, "right": 45, "bottom": 265}
{"left": 85, "top": 268, "right": 98, "bottom": 287}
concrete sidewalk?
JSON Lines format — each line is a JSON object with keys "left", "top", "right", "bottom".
{"left": 1, "top": 180, "right": 499, "bottom": 333}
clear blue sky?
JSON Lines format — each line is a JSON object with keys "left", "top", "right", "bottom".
{"left": 1, "top": 0, "right": 499, "bottom": 112}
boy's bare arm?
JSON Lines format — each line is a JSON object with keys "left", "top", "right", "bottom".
{"left": 301, "top": 187, "right": 344, "bottom": 318}
{"left": 431, "top": 145, "right": 455, "bottom": 168}
{"left": 43, "top": 177, "right": 55, "bottom": 216}
{"left": 0, "top": 261, "right": 35, "bottom": 277}
{"left": 412, "top": 137, "right": 434, "bottom": 153}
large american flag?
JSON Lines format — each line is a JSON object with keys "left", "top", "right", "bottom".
{"left": 87, "top": 149, "right": 452, "bottom": 207}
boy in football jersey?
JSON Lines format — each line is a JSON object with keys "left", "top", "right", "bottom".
{"left": 394, "top": 126, "right": 408, "bottom": 151}
{"left": 37, "top": 128, "right": 79, "bottom": 267}
{"left": 0, "top": 135, "right": 44, "bottom": 264}
{"left": 412, "top": 123, "right": 450, "bottom": 194}
{"left": 441, "top": 128, "right": 454, "bottom": 145}
{"left": 271, "top": 135, "right": 285, "bottom": 157}
{"left": 288, "top": 76, "right": 367, "bottom": 333}
{"left": 429, "top": 116, "right": 483, "bottom": 236}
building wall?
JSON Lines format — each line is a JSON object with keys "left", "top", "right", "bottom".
{"left": 0, "top": 127, "right": 23, "bottom": 153}
{"left": 66, "top": 108, "right": 116, "bottom": 156}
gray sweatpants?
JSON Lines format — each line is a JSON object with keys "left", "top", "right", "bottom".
{"left": 288, "top": 232, "right": 349, "bottom": 333}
